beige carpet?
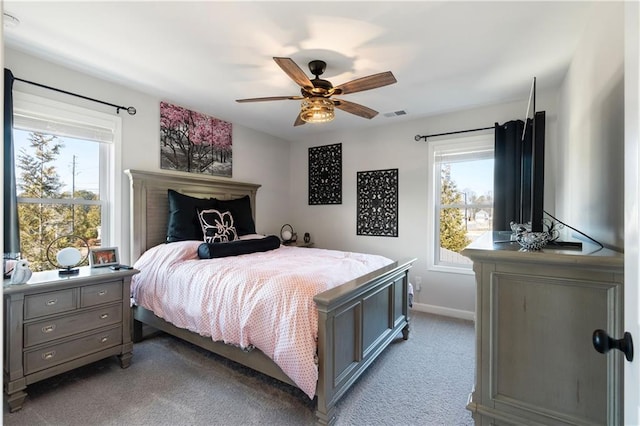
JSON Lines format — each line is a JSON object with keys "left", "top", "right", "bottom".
{"left": 3, "top": 311, "right": 475, "bottom": 426}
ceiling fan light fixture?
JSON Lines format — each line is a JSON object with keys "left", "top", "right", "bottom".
{"left": 300, "top": 97, "right": 335, "bottom": 124}
{"left": 237, "top": 58, "right": 395, "bottom": 126}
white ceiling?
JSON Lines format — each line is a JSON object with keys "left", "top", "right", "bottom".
{"left": 3, "top": 1, "right": 593, "bottom": 142}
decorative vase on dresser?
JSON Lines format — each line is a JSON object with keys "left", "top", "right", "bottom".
{"left": 462, "top": 231, "right": 624, "bottom": 425}
{"left": 3, "top": 266, "right": 138, "bottom": 412}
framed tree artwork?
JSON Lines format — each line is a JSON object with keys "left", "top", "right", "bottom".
{"left": 357, "top": 168, "right": 399, "bottom": 237}
{"left": 160, "top": 101, "right": 232, "bottom": 177}
{"left": 308, "top": 143, "right": 342, "bottom": 205}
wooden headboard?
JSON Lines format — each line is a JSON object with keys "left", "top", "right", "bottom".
{"left": 125, "top": 169, "right": 261, "bottom": 262}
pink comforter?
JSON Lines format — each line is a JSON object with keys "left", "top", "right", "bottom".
{"left": 131, "top": 241, "right": 393, "bottom": 398}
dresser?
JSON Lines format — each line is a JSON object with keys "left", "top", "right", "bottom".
{"left": 462, "top": 232, "right": 624, "bottom": 425}
{"left": 3, "top": 266, "right": 138, "bottom": 412}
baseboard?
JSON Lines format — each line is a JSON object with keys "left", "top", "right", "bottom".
{"left": 411, "top": 302, "right": 475, "bottom": 322}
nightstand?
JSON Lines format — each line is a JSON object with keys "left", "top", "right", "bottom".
{"left": 283, "top": 241, "right": 314, "bottom": 248}
{"left": 3, "top": 266, "right": 138, "bottom": 412}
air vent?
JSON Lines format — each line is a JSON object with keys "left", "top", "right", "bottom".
{"left": 3, "top": 13, "right": 20, "bottom": 28}
{"left": 383, "top": 110, "right": 407, "bottom": 118}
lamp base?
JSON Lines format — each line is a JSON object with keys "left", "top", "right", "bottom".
{"left": 59, "top": 268, "right": 80, "bottom": 276}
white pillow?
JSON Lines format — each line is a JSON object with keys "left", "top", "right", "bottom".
{"left": 197, "top": 209, "right": 238, "bottom": 243}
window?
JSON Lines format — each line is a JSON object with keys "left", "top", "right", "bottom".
{"left": 427, "top": 134, "right": 494, "bottom": 273}
{"left": 12, "top": 92, "right": 121, "bottom": 272}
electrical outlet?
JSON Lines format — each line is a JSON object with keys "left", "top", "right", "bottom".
{"left": 414, "top": 276, "right": 422, "bottom": 292}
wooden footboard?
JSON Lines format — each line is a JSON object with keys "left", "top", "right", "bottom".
{"left": 314, "top": 257, "right": 414, "bottom": 425}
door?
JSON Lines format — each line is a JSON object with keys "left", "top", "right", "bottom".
{"left": 625, "top": 2, "right": 640, "bottom": 423}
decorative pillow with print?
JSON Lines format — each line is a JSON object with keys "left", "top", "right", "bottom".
{"left": 197, "top": 209, "right": 239, "bottom": 243}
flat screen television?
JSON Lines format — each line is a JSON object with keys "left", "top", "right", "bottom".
{"left": 520, "top": 77, "right": 545, "bottom": 233}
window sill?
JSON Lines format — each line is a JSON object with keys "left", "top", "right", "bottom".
{"left": 427, "top": 264, "right": 475, "bottom": 276}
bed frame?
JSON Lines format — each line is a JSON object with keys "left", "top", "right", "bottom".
{"left": 125, "top": 169, "right": 414, "bottom": 425}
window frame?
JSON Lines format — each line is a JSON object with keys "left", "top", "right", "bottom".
{"left": 426, "top": 132, "right": 494, "bottom": 274}
{"left": 12, "top": 91, "right": 123, "bottom": 257}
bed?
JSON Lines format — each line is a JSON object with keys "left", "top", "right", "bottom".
{"left": 125, "top": 169, "right": 414, "bottom": 425}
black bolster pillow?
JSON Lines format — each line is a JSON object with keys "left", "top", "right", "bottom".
{"left": 198, "top": 235, "right": 281, "bottom": 259}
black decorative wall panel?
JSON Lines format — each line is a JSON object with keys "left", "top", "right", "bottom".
{"left": 357, "top": 169, "right": 398, "bottom": 237}
{"left": 309, "top": 143, "right": 342, "bottom": 205}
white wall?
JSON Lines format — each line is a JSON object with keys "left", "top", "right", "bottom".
{"left": 285, "top": 1, "right": 625, "bottom": 318}
{"left": 624, "top": 2, "right": 640, "bottom": 422}
{"left": 5, "top": 0, "right": 624, "bottom": 318}
{"left": 557, "top": 2, "right": 625, "bottom": 250}
{"left": 288, "top": 92, "right": 559, "bottom": 318}
{"left": 4, "top": 48, "right": 292, "bottom": 264}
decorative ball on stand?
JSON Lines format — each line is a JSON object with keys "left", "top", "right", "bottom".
{"left": 46, "top": 235, "right": 90, "bottom": 276}
{"left": 57, "top": 247, "right": 82, "bottom": 268}
{"left": 280, "top": 224, "right": 297, "bottom": 243}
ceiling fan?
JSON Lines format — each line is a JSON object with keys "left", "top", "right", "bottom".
{"left": 236, "top": 57, "right": 397, "bottom": 126}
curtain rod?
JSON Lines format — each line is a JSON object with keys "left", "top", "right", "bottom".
{"left": 13, "top": 76, "right": 137, "bottom": 115}
{"left": 414, "top": 126, "right": 494, "bottom": 142}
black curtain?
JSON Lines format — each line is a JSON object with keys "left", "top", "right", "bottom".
{"left": 4, "top": 68, "right": 21, "bottom": 260}
{"left": 493, "top": 119, "right": 533, "bottom": 231}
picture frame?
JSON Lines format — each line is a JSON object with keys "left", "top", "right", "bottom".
{"left": 89, "top": 247, "right": 119, "bottom": 268}
{"left": 160, "top": 101, "right": 233, "bottom": 177}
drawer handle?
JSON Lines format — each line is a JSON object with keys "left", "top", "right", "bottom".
{"left": 42, "top": 324, "right": 56, "bottom": 333}
{"left": 42, "top": 350, "right": 56, "bottom": 360}
{"left": 98, "top": 290, "right": 108, "bottom": 296}
{"left": 99, "top": 313, "right": 109, "bottom": 319}
{"left": 100, "top": 336, "right": 109, "bottom": 343}
{"left": 46, "top": 299, "right": 58, "bottom": 306}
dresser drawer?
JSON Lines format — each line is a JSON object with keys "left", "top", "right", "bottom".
{"left": 24, "top": 304, "right": 123, "bottom": 347}
{"left": 24, "top": 325, "right": 122, "bottom": 375}
{"left": 80, "top": 281, "right": 122, "bottom": 307}
{"left": 24, "top": 289, "right": 76, "bottom": 320}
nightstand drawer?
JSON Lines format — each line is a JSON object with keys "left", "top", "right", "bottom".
{"left": 24, "top": 289, "right": 76, "bottom": 320}
{"left": 80, "top": 281, "right": 122, "bottom": 307}
{"left": 24, "top": 325, "right": 122, "bottom": 375}
{"left": 24, "top": 304, "right": 123, "bottom": 347}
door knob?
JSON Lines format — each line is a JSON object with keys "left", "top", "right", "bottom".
{"left": 592, "top": 329, "right": 634, "bottom": 362}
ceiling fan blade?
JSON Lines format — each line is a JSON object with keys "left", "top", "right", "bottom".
{"left": 236, "top": 95, "right": 302, "bottom": 103}
{"left": 294, "top": 114, "right": 306, "bottom": 127}
{"left": 333, "top": 98, "right": 379, "bottom": 119}
{"left": 273, "top": 57, "right": 314, "bottom": 89}
{"left": 333, "top": 71, "right": 397, "bottom": 95}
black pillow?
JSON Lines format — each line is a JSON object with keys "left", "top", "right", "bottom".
{"left": 197, "top": 235, "right": 280, "bottom": 259}
{"left": 167, "top": 189, "right": 218, "bottom": 242}
{"left": 212, "top": 195, "right": 256, "bottom": 236}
